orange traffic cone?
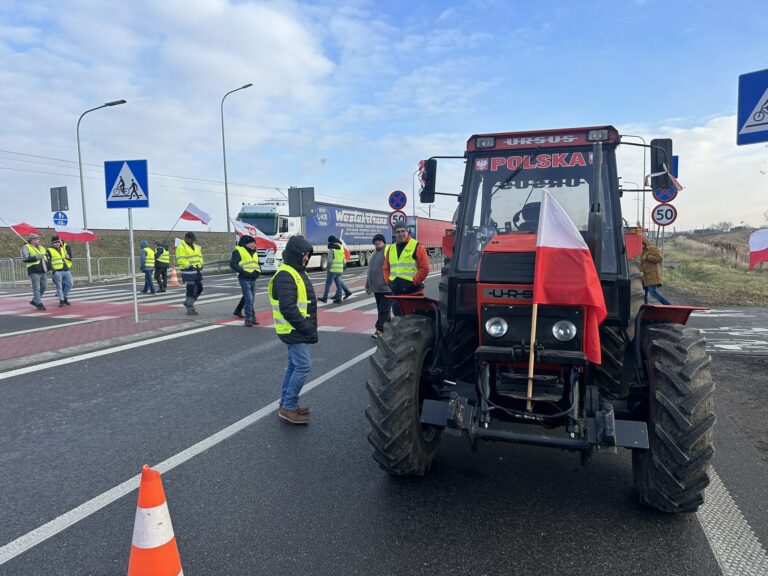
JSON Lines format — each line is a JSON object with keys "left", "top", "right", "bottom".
{"left": 127, "top": 465, "right": 183, "bottom": 576}
{"left": 168, "top": 266, "right": 180, "bottom": 287}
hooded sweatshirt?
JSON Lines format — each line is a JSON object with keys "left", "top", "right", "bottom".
{"left": 366, "top": 244, "right": 390, "bottom": 293}
{"left": 230, "top": 235, "right": 261, "bottom": 280}
{"left": 271, "top": 235, "right": 318, "bottom": 344}
{"left": 139, "top": 240, "right": 154, "bottom": 271}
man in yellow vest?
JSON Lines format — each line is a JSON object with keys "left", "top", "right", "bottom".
{"left": 229, "top": 235, "right": 261, "bottom": 327}
{"left": 385, "top": 222, "right": 430, "bottom": 315}
{"left": 268, "top": 235, "right": 317, "bottom": 424}
{"left": 139, "top": 240, "right": 156, "bottom": 294}
{"left": 318, "top": 235, "right": 352, "bottom": 304}
{"left": 48, "top": 236, "right": 73, "bottom": 307}
{"left": 176, "top": 232, "right": 204, "bottom": 315}
{"left": 153, "top": 241, "right": 170, "bottom": 292}
{"left": 20, "top": 233, "right": 49, "bottom": 310}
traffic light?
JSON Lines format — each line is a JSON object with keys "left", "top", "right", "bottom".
{"left": 419, "top": 159, "right": 437, "bottom": 203}
{"left": 650, "top": 139, "right": 673, "bottom": 191}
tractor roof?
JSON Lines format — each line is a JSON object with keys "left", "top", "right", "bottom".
{"left": 466, "top": 126, "right": 619, "bottom": 152}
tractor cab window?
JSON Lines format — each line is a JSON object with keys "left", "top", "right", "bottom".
{"left": 457, "top": 147, "right": 617, "bottom": 274}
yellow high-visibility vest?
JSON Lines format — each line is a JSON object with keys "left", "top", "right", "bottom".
{"left": 330, "top": 246, "right": 344, "bottom": 273}
{"left": 156, "top": 247, "right": 170, "bottom": 265}
{"left": 235, "top": 246, "right": 261, "bottom": 273}
{"left": 176, "top": 242, "right": 203, "bottom": 269}
{"left": 388, "top": 238, "right": 418, "bottom": 281}
{"left": 142, "top": 246, "right": 155, "bottom": 268}
{"left": 48, "top": 246, "right": 72, "bottom": 270}
{"left": 25, "top": 244, "right": 47, "bottom": 269}
{"left": 268, "top": 264, "right": 309, "bottom": 335}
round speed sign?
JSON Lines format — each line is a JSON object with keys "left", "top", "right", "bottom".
{"left": 651, "top": 203, "right": 677, "bottom": 227}
{"left": 389, "top": 210, "right": 407, "bottom": 228}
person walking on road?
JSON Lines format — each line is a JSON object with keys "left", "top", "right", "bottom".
{"left": 176, "top": 232, "right": 204, "bottom": 315}
{"left": 384, "top": 222, "right": 430, "bottom": 315}
{"left": 230, "top": 235, "right": 261, "bottom": 327}
{"left": 641, "top": 235, "right": 670, "bottom": 305}
{"left": 365, "top": 233, "right": 391, "bottom": 338}
{"left": 318, "top": 235, "right": 352, "bottom": 304}
{"left": 20, "top": 233, "right": 49, "bottom": 310}
{"left": 268, "top": 235, "right": 317, "bottom": 425}
{"left": 153, "top": 241, "right": 170, "bottom": 292}
{"left": 48, "top": 236, "right": 73, "bottom": 307}
{"left": 139, "top": 240, "right": 156, "bottom": 294}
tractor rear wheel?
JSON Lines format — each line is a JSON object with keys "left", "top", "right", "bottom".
{"left": 593, "top": 261, "right": 644, "bottom": 397}
{"left": 366, "top": 315, "right": 441, "bottom": 475}
{"left": 632, "top": 323, "right": 716, "bottom": 513}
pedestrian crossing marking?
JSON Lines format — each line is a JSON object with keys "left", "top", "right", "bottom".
{"left": 739, "top": 86, "right": 768, "bottom": 135}
{"left": 106, "top": 162, "right": 147, "bottom": 201}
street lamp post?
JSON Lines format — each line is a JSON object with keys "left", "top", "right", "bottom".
{"left": 620, "top": 134, "right": 647, "bottom": 229}
{"left": 221, "top": 83, "right": 253, "bottom": 254}
{"left": 77, "top": 99, "right": 127, "bottom": 282}
{"left": 622, "top": 181, "right": 642, "bottom": 225}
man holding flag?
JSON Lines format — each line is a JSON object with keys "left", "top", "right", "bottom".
{"left": 176, "top": 232, "right": 204, "bottom": 315}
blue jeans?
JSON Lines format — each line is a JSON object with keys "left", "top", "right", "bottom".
{"left": 644, "top": 285, "right": 670, "bottom": 305}
{"left": 53, "top": 270, "right": 73, "bottom": 300}
{"left": 281, "top": 343, "right": 312, "bottom": 410}
{"left": 321, "top": 272, "right": 348, "bottom": 300}
{"left": 238, "top": 277, "right": 257, "bottom": 318}
{"left": 29, "top": 272, "right": 47, "bottom": 305}
{"left": 142, "top": 270, "right": 155, "bottom": 293}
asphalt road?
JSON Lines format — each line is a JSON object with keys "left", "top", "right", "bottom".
{"left": 0, "top": 276, "right": 766, "bottom": 574}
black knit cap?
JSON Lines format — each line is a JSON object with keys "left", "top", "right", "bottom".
{"left": 372, "top": 233, "right": 386, "bottom": 244}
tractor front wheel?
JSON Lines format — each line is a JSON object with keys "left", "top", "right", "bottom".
{"left": 366, "top": 315, "right": 441, "bottom": 475}
{"left": 632, "top": 323, "right": 716, "bottom": 513}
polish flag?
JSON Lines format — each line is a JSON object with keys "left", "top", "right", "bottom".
{"left": 180, "top": 203, "right": 211, "bottom": 225}
{"left": 230, "top": 218, "right": 278, "bottom": 251}
{"left": 54, "top": 226, "right": 99, "bottom": 242}
{"left": 0, "top": 216, "right": 39, "bottom": 237}
{"left": 339, "top": 237, "right": 351, "bottom": 261}
{"left": 533, "top": 190, "right": 607, "bottom": 364}
{"left": 749, "top": 229, "right": 768, "bottom": 269}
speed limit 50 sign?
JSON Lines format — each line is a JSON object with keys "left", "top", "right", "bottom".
{"left": 651, "top": 203, "right": 677, "bottom": 227}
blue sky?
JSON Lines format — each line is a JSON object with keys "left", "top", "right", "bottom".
{"left": 1, "top": 0, "right": 766, "bottom": 233}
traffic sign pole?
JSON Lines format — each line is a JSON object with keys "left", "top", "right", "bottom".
{"left": 127, "top": 208, "right": 139, "bottom": 323}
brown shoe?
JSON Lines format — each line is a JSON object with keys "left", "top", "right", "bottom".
{"left": 278, "top": 406, "right": 309, "bottom": 424}
{"left": 279, "top": 403, "right": 309, "bottom": 415}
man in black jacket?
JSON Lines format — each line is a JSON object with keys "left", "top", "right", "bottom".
{"left": 230, "top": 235, "right": 261, "bottom": 327}
{"left": 268, "top": 235, "right": 317, "bottom": 424}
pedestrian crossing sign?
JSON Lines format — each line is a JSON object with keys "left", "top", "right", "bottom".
{"left": 105, "top": 160, "right": 149, "bottom": 208}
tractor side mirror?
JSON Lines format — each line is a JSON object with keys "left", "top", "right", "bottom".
{"left": 650, "top": 138, "right": 673, "bottom": 191}
{"left": 419, "top": 158, "right": 437, "bottom": 203}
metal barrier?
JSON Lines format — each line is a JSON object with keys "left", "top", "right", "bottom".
{"left": 0, "top": 253, "right": 233, "bottom": 286}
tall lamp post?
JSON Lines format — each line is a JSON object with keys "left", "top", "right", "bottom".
{"left": 221, "top": 83, "right": 253, "bottom": 254}
{"left": 622, "top": 181, "right": 642, "bottom": 225}
{"left": 77, "top": 99, "right": 127, "bottom": 282}
{"left": 620, "top": 134, "right": 647, "bottom": 229}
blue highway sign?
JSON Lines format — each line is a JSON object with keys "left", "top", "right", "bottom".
{"left": 737, "top": 68, "right": 768, "bottom": 146}
{"left": 52, "top": 211, "right": 68, "bottom": 226}
{"left": 388, "top": 190, "right": 407, "bottom": 211}
{"left": 105, "top": 160, "right": 149, "bottom": 208}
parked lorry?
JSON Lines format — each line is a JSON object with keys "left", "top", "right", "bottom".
{"left": 236, "top": 200, "right": 390, "bottom": 272}
{"left": 366, "top": 126, "right": 716, "bottom": 513}
{"left": 406, "top": 216, "right": 453, "bottom": 256}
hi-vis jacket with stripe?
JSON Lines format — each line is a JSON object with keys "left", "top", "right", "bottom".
{"left": 268, "top": 263, "right": 318, "bottom": 344}
{"left": 176, "top": 242, "right": 203, "bottom": 270}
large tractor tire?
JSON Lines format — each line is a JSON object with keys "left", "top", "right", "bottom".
{"left": 632, "top": 323, "right": 716, "bottom": 513}
{"left": 366, "top": 315, "right": 441, "bottom": 475}
{"left": 594, "top": 262, "right": 644, "bottom": 397}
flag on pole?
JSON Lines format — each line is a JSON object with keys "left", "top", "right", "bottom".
{"left": 179, "top": 203, "right": 211, "bottom": 225}
{"left": 339, "top": 236, "right": 351, "bottom": 261}
{"left": 230, "top": 218, "right": 278, "bottom": 251}
{"left": 54, "top": 226, "right": 99, "bottom": 243}
{"left": 533, "top": 190, "right": 607, "bottom": 364}
{"left": 749, "top": 229, "right": 768, "bottom": 269}
{"left": 0, "top": 216, "right": 39, "bottom": 237}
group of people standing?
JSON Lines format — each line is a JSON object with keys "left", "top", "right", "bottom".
{"left": 138, "top": 240, "right": 171, "bottom": 294}
{"left": 20, "top": 233, "right": 74, "bottom": 309}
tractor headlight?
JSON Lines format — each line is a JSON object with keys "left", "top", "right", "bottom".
{"left": 552, "top": 320, "right": 578, "bottom": 342}
{"left": 485, "top": 317, "right": 508, "bottom": 338}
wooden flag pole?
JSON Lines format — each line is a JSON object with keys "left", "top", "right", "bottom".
{"left": 526, "top": 302, "right": 539, "bottom": 412}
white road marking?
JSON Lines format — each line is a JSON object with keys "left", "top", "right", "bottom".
{"left": 55, "top": 314, "right": 84, "bottom": 319}
{"left": 0, "top": 346, "right": 375, "bottom": 566}
{"left": 0, "top": 325, "right": 221, "bottom": 382}
{"left": 698, "top": 470, "right": 768, "bottom": 575}
{"left": 317, "top": 326, "right": 344, "bottom": 331}
{"left": 326, "top": 297, "right": 376, "bottom": 313}
{"left": 0, "top": 316, "right": 115, "bottom": 339}
{"left": 172, "top": 294, "right": 241, "bottom": 306}
{"left": 18, "top": 312, "right": 52, "bottom": 317}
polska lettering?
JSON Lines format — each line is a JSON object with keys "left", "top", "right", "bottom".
{"left": 487, "top": 152, "right": 593, "bottom": 171}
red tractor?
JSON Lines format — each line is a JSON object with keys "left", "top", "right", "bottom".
{"left": 366, "top": 126, "right": 715, "bottom": 513}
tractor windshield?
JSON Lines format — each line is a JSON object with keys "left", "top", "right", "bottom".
{"left": 456, "top": 147, "right": 617, "bottom": 272}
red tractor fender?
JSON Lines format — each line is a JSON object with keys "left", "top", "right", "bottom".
{"left": 386, "top": 294, "right": 440, "bottom": 316}
{"left": 638, "top": 304, "right": 707, "bottom": 326}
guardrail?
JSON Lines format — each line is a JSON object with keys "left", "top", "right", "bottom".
{"left": 0, "top": 254, "right": 232, "bottom": 286}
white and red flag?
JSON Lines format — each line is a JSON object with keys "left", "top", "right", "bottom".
{"left": 749, "top": 228, "right": 768, "bottom": 269}
{"left": 180, "top": 203, "right": 211, "bottom": 225}
{"left": 0, "top": 216, "right": 39, "bottom": 237}
{"left": 54, "top": 226, "right": 99, "bottom": 243}
{"left": 230, "top": 218, "right": 278, "bottom": 251}
{"left": 339, "top": 236, "right": 351, "bottom": 261}
{"left": 533, "top": 190, "right": 607, "bottom": 364}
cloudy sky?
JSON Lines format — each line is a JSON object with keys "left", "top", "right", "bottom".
{"left": 1, "top": 0, "right": 767, "bottom": 233}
